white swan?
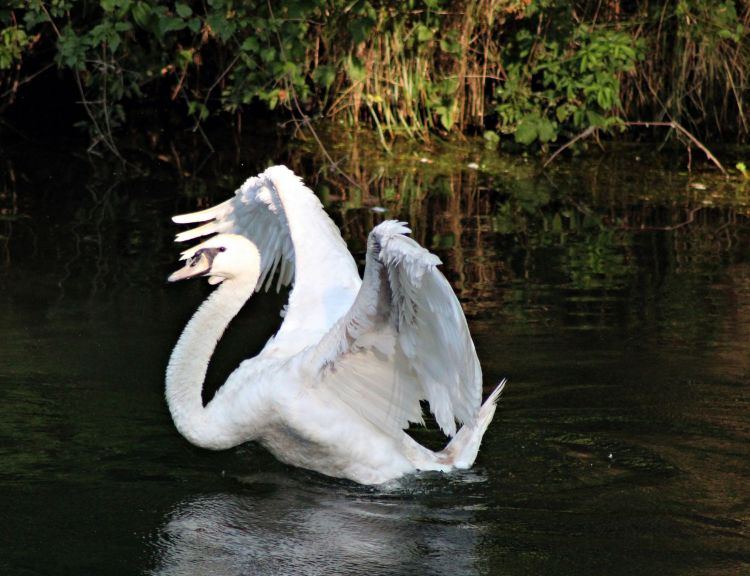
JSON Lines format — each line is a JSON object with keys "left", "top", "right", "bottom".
{"left": 166, "top": 165, "right": 505, "bottom": 485}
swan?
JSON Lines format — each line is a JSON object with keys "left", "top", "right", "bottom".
{"left": 166, "top": 165, "right": 505, "bottom": 485}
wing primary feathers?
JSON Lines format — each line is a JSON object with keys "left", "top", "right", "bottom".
{"left": 170, "top": 165, "right": 362, "bottom": 339}
{"left": 310, "top": 219, "right": 482, "bottom": 440}
{"left": 172, "top": 198, "right": 233, "bottom": 224}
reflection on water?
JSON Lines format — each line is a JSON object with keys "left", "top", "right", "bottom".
{"left": 1, "top": 132, "right": 749, "bottom": 575}
{"left": 151, "top": 473, "right": 486, "bottom": 576}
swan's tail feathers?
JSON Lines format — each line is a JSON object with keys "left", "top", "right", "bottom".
{"left": 442, "top": 379, "right": 506, "bottom": 470}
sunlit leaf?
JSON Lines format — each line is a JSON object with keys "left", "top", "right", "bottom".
{"left": 312, "top": 64, "right": 336, "bottom": 89}
{"left": 515, "top": 115, "right": 539, "bottom": 145}
{"left": 175, "top": 2, "right": 192, "bottom": 18}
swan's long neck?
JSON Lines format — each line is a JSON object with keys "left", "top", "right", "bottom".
{"left": 166, "top": 276, "right": 256, "bottom": 449}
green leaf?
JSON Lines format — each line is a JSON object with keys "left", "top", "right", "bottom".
{"left": 101, "top": 0, "right": 132, "bottom": 13}
{"left": 551, "top": 212, "right": 563, "bottom": 233}
{"left": 537, "top": 117, "right": 557, "bottom": 143}
{"left": 89, "top": 22, "right": 112, "bottom": 47}
{"left": 260, "top": 47, "right": 276, "bottom": 63}
{"left": 206, "top": 12, "right": 235, "bottom": 41}
{"left": 132, "top": 1, "right": 153, "bottom": 29}
{"left": 483, "top": 130, "right": 500, "bottom": 150}
{"left": 346, "top": 56, "right": 366, "bottom": 82}
{"left": 585, "top": 109, "right": 606, "bottom": 127}
{"left": 241, "top": 37, "right": 260, "bottom": 53}
{"left": 351, "top": 0, "right": 376, "bottom": 19}
{"left": 350, "top": 17, "right": 375, "bottom": 45}
{"left": 514, "top": 115, "right": 539, "bottom": 145}
{"left": 282, "top": 61, "right": 300, "bottom": 77}
{"left": 175, "top": 3, "right": 192, "bottom": 18}
{"left": 0, "top": 27, "right": 28, "bottom": 70}
{"left": 188, "top": 100, "right": 209, "bottom": 120}
{"left": 158, "top": 15, "right": 187, "bottom": 36}
{"left": 415, "top": 24, "right": 433, "bottom": 43}
{"left": 555, "top": 105, "right": 571, "bottom": 123}
{"left": 56, "top": 26, "right": 87, "bottom": 70}
{"left": 186, "top": 17, "right": 201, "bottom": 33}
{"left": 437, "top": 105, "right": 454, "bottom": 130}
{"left": 312, "top": 64, "right": 336, "bottom": 89}
{"left": 177, "top": 48, "right": 193, "bottom": 68}
{"left": 439, "top": 35, "right": 462, "bottom": 55}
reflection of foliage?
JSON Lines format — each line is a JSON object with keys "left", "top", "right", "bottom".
{"left": 2, "top": 131, "right": 749, "bottom": 337}
{"left": 562, "top": 228, "right": 631, "bottom": 290}
{"left": 492, "top": 179, "right": 636, "bottom": 292}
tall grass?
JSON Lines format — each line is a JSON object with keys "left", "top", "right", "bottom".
{"left": 622, "top": 0, "right": 749, "bottom": 141}
{"left": 318, "top": 0, "right": 521, "bottom": 143}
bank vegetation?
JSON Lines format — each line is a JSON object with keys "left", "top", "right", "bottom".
{"left": 1, "top": 1, "right": 747, "bottom": 155}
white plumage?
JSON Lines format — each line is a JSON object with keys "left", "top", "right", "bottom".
{"left": 165, "top": 165, "right": 505, "bottom": 484}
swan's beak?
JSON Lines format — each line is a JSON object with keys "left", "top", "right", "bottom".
{"left": 168, "top": 248, "right": 218, "bottom": 282}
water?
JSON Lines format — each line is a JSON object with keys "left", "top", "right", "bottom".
{"left": 0, "top": 134, "right": 748, "bottom": 575}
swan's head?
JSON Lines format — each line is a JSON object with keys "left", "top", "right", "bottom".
{"left": 168, "top": 234, "right": 261, "bottom": 285}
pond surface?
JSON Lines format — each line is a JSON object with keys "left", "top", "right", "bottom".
{"left": 0, "top": 131, "right": 748, "bottom": 575}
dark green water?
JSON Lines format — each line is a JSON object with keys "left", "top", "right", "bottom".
{"left": 0, "top": 134, "right": 748, "bottom": 575}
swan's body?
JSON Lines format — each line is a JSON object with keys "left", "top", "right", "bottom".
{"left": 166, "top": 166, "right": 504, "bottom": 485}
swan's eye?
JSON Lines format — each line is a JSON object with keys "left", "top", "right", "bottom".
{"left": 218, "top": 246, "right": 226, "bottom": 252}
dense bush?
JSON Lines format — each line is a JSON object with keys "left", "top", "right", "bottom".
{"left": 0, "top": 1, "right": 747, "bottom": 152}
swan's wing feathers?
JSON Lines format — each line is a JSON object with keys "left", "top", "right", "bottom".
{"left": 313, "top": 220, "right": 482, "bottom": 438}
{"left": 172, "top": 169, "right": 296, "bottom": 291}
{"left": 378, "top": 222, "right": 482, "bottom": 435}
{"left": 172, "top": 166, "right": 361, "bottom": 348}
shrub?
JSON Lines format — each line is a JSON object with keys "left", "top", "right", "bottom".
{"left": 0, "top": 0, "right": 747, "bottom": 152}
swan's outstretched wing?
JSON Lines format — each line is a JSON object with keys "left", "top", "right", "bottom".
{"left": 310, "top": 221, "right": 482, "bottom": 438}
{"left": 172, "top": 166, "right": 361, "bottom": 345}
